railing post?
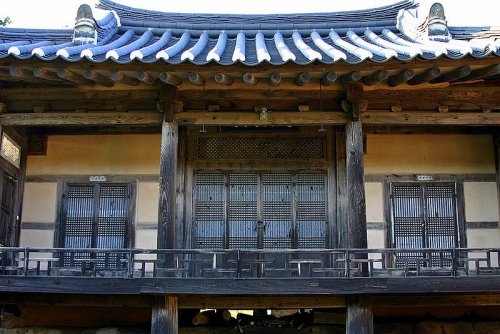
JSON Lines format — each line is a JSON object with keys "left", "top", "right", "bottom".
{"left": 23, "top": 248, "right": 29, "bottom": 276}
{"left": 127, "top": 249, "right": 134, "bottom": 278}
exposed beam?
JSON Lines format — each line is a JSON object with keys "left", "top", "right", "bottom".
{"left": 387, "top": 69, "right": 414, "bottom": 87}
{"left": 83, "top": 70, "right": 114, "bottom": 87}
{"left": 56, "top": 69, "right": 94, "bottom": 85}
{"left": 242, "top": 73, "right": 257, "bottom": 85}
{"left": 361, "top": 70, "right": 389, "bottom": 86}
{"left": 137, "top": 72, "right": 157, "bottom": 85}
{"left": 339, "top": 71, "right": 362, "bottom": 85}
{"left": 321, "top": 71, "right": 337, "bottom": 86}
{"left": 430, "top": 65, "right": 471, "bottom": 83}
{"left": 407, "top": 67, "right": 440, "bottom": 85}
{"left": 32, "top": 68, "right": 65, "bottom": 83}
{"left": 295, "top": 72, "right": 310, "bottom": 86}
{"left": 0, "top": 112, "right": 163, "bottom": 126}
{"left": 214, "top": 72, "right": 233, "bottom": 86}
{"left": 0, "top": 110, "right": 498, "bottom": 127}
{"left": 159, "top": 72, "right": 182, "bottom": 86}
{"left": 270, "top": 72, "right": 281, "bottom": 87}
{"left": 187, "top": 72, "right": 204, "bottom": 86}
{"left": 456, "top": 64, "right": 500, "bottom": 82}
{"left": 179, "top": 296, "right": 346, "bottom": 309}
{"left": 111, "top": 71, "right": 140, "bottom": 86}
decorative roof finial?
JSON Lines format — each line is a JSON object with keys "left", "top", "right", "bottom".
{"left": 427, "top": 3, "right": 450, "bottom": 42}
{"left": 73, "top": 4, "right": 97, "bottom": 45}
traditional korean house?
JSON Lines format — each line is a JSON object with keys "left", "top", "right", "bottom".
{"left": 0, "top": 0, "right": 498, "bottom": 333}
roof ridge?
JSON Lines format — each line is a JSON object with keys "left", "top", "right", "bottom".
{"left": 96, "top": 0, "right": 416, "bottom": 20}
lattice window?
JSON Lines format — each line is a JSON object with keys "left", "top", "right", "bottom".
{"left": 193, "top": 171, "right": 327, "bottom": 249}
{"left": 61, "top": 183, "right": 132, "bottom": 267}
{"left": 197, "top": 136, "right": 325, "bottom": 160}
{"left": 390, "top": 182, "right": 458, "bottom": 267}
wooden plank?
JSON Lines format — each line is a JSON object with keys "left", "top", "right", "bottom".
{"left": 175, "top": 111, "right": 348, "bottom": 126}
{"left": 371, "top": 294, "right": 500, "bottom": 307}
{"left": 0, "top": 276, "right": 500, "bottom": 295}
{"left": 157, "top": 117, "right": 178, "bottom": 251}
{"left": 178, "top": 295, "right": 346, "bottom": 309}
{"left": 0, "top": 112, "right": 163, "bottom": 126}
{"left": 360, "top": 111, "right": 500, "bottom": 126}
{"left": 152, "top": 296, "right": 178, "bottom": 334}
{"left": 346, "top": 296, "right": 373, "bottom": 334}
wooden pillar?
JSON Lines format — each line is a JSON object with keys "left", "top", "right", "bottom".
{"left": 343, "top": 84, "right": 368, "bottom": 250}
{"left": 346, "top": 296, "right": 373, "bottom": 334}
{"left": 151, "top": 296, "right": 178, "bottom": 334}
{"left": 335, "top": 128, "right": 348, "bottom": 248}
{"left": 495, "top": 134, "right": 500, "bottom": 223}
{"left": 157, "top": 117, "right": 178, "bottom": 251}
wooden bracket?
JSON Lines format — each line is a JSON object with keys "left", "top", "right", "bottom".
{"left": 342, "top": 99, "right": 368, "bottom": 121}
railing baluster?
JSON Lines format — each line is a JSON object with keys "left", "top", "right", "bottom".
{"left": 127, "top": 249, "right": 134, "bottom": 278}
{"left": 23, "top": 248, "right": 29, "bottom": 276}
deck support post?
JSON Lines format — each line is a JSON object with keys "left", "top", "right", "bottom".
{"left": 157, "top": 115, "right": 178, "bottom": 253}
{"left": 151, "top": 296, "right": 178, "bottom": 334}
{"left": 346, "top": 295, "right": 373, "bottom": 334}
{"left": 343, "top": 83, "right": 368, "bottom": 274}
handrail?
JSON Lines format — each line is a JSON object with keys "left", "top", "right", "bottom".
{"left": 0, "top": 247, "right": 498, "bottom": 279}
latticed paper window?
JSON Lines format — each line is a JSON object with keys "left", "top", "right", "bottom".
{"left": 197, "top": 136, "right": 326, "bottom": 160}
{"left": 61, "top": 183, "right": 132, "bottom": 267}
{"left": 390, "top": 182, "right": 459, "bottom": 267}
{"left": 0, "top": 133, "right": 21, "bottom": 168}
{"left": 193, "top": 171, "right": 327, "bottom": 249}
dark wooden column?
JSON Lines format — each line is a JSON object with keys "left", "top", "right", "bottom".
{"left": 495, "top": 134, "right": 500, "bottom": 223}
{"left": 157, "top": 86, "right": 179, "bottom": 251}
{"left": 151, "top": 296, "right": 178, "bottom": 334}
{"left": 346, "top": 296, "right": 373, "bottom": 334}
{"left": 158, "top": 115, "right": 179, "bottom": 250}
{"left": 343, "top": 83, "right": 368, "bottom": 250}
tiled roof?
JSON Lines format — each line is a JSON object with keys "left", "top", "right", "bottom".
{"left": 0, "top": 0, "right": 498, "bottom": 66}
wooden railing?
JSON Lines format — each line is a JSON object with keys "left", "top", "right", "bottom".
{"left": 0, "top": 247, "right": 498, "bottom": 279}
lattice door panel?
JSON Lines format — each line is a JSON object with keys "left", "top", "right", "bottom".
{"left": 296, "top": 173, "right": 327, "bottom": 249}
{"left": 63, "top": 185, "right": 95, "bottom": 266}
{"left": 391, "top": 183, "right": 458, "bottom": 268}
{"left": 425, "top": 184, "right": 457, "bottom": 266}
{"left": 228, "top": 173, "right": 258, "bottom": 249}
{"left": 194, "top": 173, "right": 225, "bottom": 248}
{"left": 96, "top": 185, "right": 129, "bottom": 267}
{"left": 262, "top": 173, "right": 292, "bottom": 249}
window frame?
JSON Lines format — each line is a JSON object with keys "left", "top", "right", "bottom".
{"left": 56, "top": 182, "right": 136, "bottom": 250}
{"left": 384, "top": 178, "right": 467, "bottom": 250}
{"left": 191, "top": 170, "right": 329, "bottom": 250}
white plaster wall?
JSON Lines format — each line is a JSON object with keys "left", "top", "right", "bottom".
{"left": 365, "top": 182, "right": 384, "bottom": 223}
{"left": 135, "top": 229, "right": 157, "bottom": 249}
{"left": 21, "top": 182, "right": 57, "bottom": 223}
{"left": 464, "top": 182, "right": 499, "bottom": 222}
{"left": 19, "top": 229, "right": 54, "bottom": 248}
{"left": 365, "top": 134, "right": 495, "bottom": 174}
{"left": 137, "top": 182, "right": 159, "bottom": 224}
{"left": 367, "top": 229, "right": 385, "bottom": 249}
{"left": 26, "top": 134, "right": 160, "bottom": 176}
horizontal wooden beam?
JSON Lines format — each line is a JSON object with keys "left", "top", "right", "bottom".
{"left": 179, "top": 295, "right": 346, "bottom": 309}
{"left": 0, "top": 111, "right": 163, "bottom": 126}
{"left": 360, "top": 111, "right": 500, "bottom": 126}
{"left": 175, "top": 111, "right": 348, "bottom": 126}
{"left": 0, "top": 111, "right": 497, "bottom": 127}
{"left": 0, "top": 276, "right": 499, "bottom": 295}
